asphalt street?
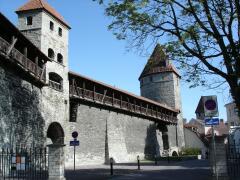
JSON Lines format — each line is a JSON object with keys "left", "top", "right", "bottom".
{"left": 65, "top": 159, "right": 211, "bottom": 180}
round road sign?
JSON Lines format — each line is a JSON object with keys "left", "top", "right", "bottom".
{"left": 72, "top": 131, "right": 78, "bottom": 139}
{"left": 205, "top": 99, "right": 216, "bottom": 111}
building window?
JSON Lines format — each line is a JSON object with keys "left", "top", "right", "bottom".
{"left": 26, "top": 16, "right": 32, "bottom": 25}
{"left": 50, "top": 21, "right": 54, "bottom": 30}
{"left": 49, "top": 72, "right": 63, "bottom": 91}
{"left": 48, "top": 48, "right": 55, "bottom": 59}
{"left": 57, "top": 53, "right": 63, "bottom": 64}
{"left": 58, "top": 27, "right": 62, "bottom": 36}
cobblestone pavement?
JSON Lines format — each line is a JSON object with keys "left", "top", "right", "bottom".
{"left": 65, "top": 159, "right": 211, "bottom": 180}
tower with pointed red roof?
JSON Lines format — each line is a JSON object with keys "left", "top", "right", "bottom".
{"left": 139, "top": 44, "right": 185, "bottom": 152}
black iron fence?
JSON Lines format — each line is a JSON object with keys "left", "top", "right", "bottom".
{"left": 0, "top": 147, "right": 48, "bottom": 180}
{"left": 226, "top": 144, "right": 240, "bottom": 178}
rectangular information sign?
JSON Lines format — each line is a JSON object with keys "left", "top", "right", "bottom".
{"left": 205, "top": 118, "right": 219, "bottom": 126}
{"left": 70, "top": 140, "right": 79, "bottom": 146}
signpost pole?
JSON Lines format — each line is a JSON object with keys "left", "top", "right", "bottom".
{"left": 71, "top": 131, "right": 79, "bottom": 172}
{"left": 202, "top": 96, "right": 219, "bottom": 180}
{"left": 74, "top": 145, "right": 76, "bottom": 171}
{"left": 212, "top": 124, "right": 218, "bottom": 180}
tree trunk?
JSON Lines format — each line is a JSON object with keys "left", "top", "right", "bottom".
{"left": 229, "top": 80, "right": 240, "bottom": 118}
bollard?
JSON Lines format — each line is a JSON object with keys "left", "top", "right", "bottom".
{"left": 167, "top": 154, "right": 170, "bottom": 163}
{"left": 110, "top": 157, "right": 113, "bottom": 175}
{"left": 154, "top": 155, "right": 157, "bottom": 165}
{"left": 137, "top": 155, "right": 140, "bottom": 170}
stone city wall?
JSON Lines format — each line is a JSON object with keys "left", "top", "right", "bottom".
{"left": 0, "top": 60, "right": 166, "bottom": 167}
{"left": 65, "top": 103, "right": 163, "bottom": 167}
{"left": 0, "top": 62, "right": 45, "bottom": 148}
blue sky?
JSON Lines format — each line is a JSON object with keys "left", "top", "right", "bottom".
{"left": 0, "top": 0, "right": 230, "bottom": 121}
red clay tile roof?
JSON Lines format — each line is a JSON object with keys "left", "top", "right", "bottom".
{"left": 16, "top": 0, "right": 70, "bottom": 29}
{"left": 139, "top": 44, "right": 180, "bottom": 79}
{"left": 69, "top": 71, "right": 179, "bottom": 113}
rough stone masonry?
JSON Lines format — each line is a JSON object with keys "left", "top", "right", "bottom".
{"left": 0, "top": 0, "right": 185, "bottom": 168}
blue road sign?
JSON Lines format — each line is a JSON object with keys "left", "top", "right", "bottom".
{"left": 70, "top": 140, "right": 80, "bottom": 146}
{"left": 205, "top": 118, "right": 219, "bottom": 126}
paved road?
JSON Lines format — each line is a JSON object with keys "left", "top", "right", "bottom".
{"left": 65, "top": 159, "right": 212, "bottom": 180}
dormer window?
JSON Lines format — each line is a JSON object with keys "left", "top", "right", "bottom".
{"left": 26, "top": 16, "right": 32, "bottom": 25}
{"left": 57, "top": 53, "right": 63, "bottom": 64}
{"left": 58, "top": 27, "right": 62, "bottom": 36}
{"left": 50, "top": 21, "right": 54, "bottom": 30}
{"left": 48, "top": 48, "right": 55, "bottom": 60}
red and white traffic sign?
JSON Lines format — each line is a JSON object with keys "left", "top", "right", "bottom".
{"left": 203, "top": 96, "right": 219, "bottom": 117}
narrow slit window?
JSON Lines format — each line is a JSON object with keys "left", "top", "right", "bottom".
{"left": 50, "top": 21, "right": 54, "bottom": 30}
{"left": 58, "top": 27, "right": 62, "bottom": 36}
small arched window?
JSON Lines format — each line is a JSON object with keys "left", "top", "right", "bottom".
{"left": 57, "top": 53, "right": 63, "bottom": 64}
{"left": 48, "top": 48, "right": 55, "bottom": 60}
{"left": 49, "top": 72, "right": 63, "bottom": 91}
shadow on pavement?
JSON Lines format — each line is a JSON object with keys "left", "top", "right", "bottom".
{"left": 65, "top": 160, "right": 211, "bottom": 180}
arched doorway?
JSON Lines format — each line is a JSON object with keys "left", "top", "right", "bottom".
{"left": 47, "top": 122, "right": 64, "bottom": 144}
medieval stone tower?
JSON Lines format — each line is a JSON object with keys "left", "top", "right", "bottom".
{"left": 16, "top": 0, "right": 71, "bottom": 145}
{"left": 139, "top": 44, "right": 185, "bottom": 149}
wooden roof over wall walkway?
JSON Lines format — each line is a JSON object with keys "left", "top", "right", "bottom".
{"left": 69, "top": 71, "right": 179, "bottom": 125}
{"left": 0, "top": 13, "right": 50, "bottom": 86}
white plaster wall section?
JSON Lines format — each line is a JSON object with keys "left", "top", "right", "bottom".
{"left": 107, "top": 112, "right": 129, "bottom": 163}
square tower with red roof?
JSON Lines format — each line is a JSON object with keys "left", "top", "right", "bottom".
{"left": 16, "top": 0, "right": 71, "bottom": 145}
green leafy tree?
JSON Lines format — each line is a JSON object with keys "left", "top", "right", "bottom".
{"left": 94, "top": 0, "right": 240, "bottom": 116}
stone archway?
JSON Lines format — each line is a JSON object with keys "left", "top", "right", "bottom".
{"left": 47, "top": 122, "right": 66, "bottom": 179}
{"left": 47, "top": 122, "right": 64, "bottom": 144}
